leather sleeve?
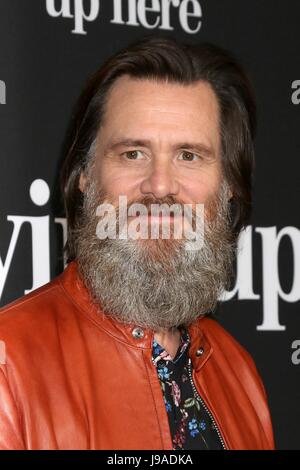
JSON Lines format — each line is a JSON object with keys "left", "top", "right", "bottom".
{"left": 0, "top": 365, "right": 25, "bottom": 450}
{"left": 232, "top": 338, "right": 276, "bottom": 450}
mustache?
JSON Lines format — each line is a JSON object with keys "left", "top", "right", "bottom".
{"left": 92, "top": 191, "right": 211, "bottom": 218}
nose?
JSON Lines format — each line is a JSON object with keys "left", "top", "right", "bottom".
{"left": 140, "top": 159, "right": 180, "bottom": 199}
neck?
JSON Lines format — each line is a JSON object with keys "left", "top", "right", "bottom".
{"left": 154, "top": 326, "right": 181, "bottom": 360}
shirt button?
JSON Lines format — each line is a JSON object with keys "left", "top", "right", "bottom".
{"left": 196, "top": 347, "right": 204, "bottom": 356}
{"left": 132, "top": 327, "right": 145, "bottom": 339}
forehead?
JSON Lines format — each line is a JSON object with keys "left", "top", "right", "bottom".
{"left": 100, "top": 75, "right": 220, "bottom": 150}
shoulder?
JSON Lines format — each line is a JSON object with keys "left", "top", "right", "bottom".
{"left": 0, "top": 276, "right": 62, "bottom": 320}
{"left": 198, "top": 315, "right": 259, "bottom": 372}
{"left": 0, "top": 274, "right": 69, "bottom": 352}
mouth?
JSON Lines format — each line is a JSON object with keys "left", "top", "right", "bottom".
{"left": 142, "top": 214, "right": 176, "bottom": 222}
{"left": 129, "top": 213, "right": 182, "bottom": 222}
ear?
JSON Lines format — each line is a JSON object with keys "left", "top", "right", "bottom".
{"left": 78, "top": 172, "right": 87, "bottom": 193}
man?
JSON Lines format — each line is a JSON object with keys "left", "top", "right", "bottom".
{"left": 0, "top": 36, "right": 274, "bottom": 450}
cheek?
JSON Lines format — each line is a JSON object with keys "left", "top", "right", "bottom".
{"left": 183, "top": 172, "right": 222, "bottom": 204}
{"left": 96, "top": 162, "right": 139, "bottom": 198}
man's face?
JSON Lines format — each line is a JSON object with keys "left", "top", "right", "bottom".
{"left": 76, "top": 75, "right": 235, "bottom": 331}
{"left": 80, "top": 75, "right": 226, "bottom": 216}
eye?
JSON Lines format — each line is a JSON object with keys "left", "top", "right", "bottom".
{"left": 178, "top": 151, "right": 201, "bottom": 162}
{"left": 122, "top": 150, "right": 144, "bottom": 160}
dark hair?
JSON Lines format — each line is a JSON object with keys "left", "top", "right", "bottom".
{"left": 60, "top": 35, "right": 256, "bottom": 262}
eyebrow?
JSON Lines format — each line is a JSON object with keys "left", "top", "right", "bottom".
{"left": 103, "top": 138, "right": 215, "bottom": 158}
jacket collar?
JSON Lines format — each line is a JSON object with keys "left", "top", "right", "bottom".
{"left": 57, "top": 260, "right": 213, "bottom": 372}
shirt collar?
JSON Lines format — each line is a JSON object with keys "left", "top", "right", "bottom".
{"left": 152, "top": 327, "right": 190, "bottom": 368}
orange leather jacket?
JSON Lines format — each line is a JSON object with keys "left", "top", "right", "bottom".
{"left": 0, "top": 261, "right": 275, "bottom": 450}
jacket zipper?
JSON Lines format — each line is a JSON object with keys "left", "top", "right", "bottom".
{"left": 187, "top": 358, "right": 227, "bottom": 450}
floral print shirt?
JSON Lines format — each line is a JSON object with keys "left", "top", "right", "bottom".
{"left": 152, "top": 327, "right": 224, "bottom": 450}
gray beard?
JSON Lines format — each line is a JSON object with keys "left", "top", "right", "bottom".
{"left": 74, "top": 176, "right": 237, "bottom": 331}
